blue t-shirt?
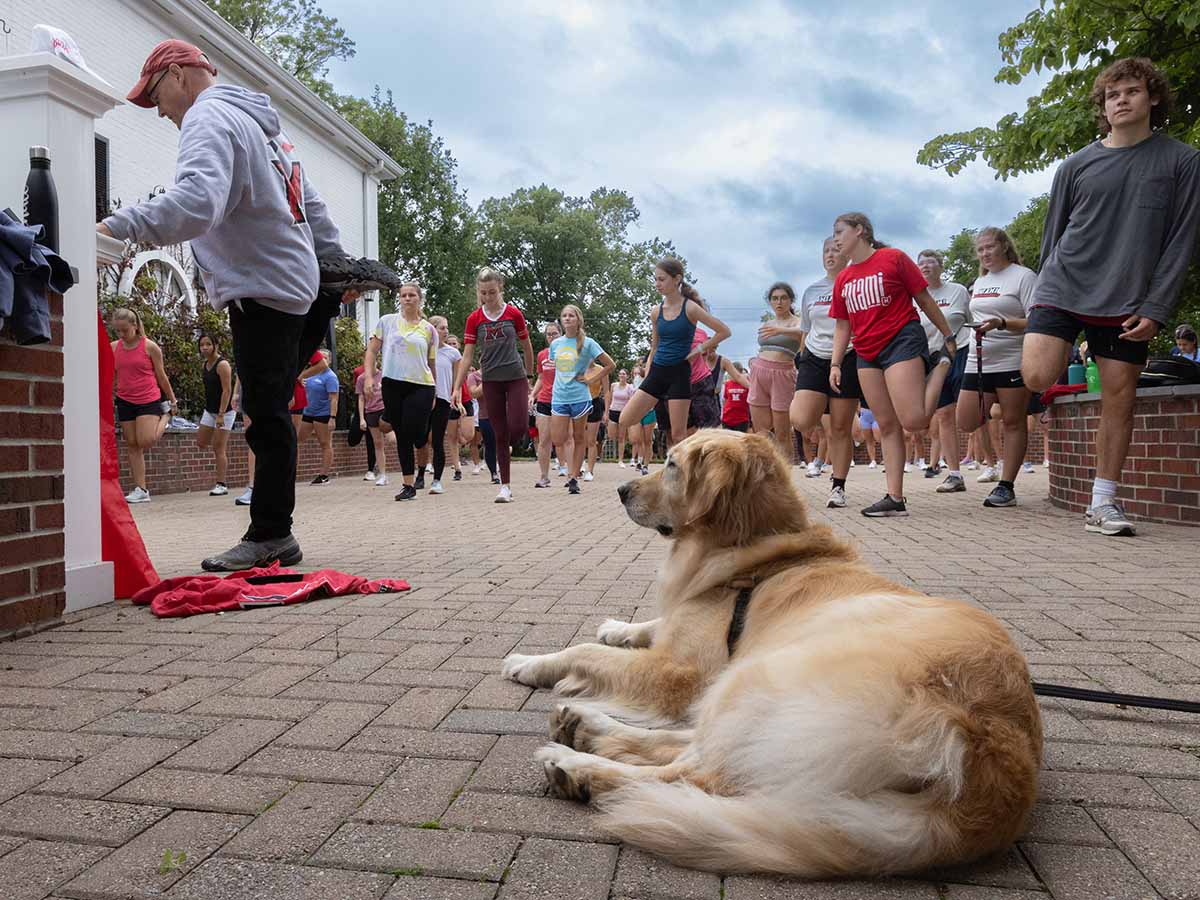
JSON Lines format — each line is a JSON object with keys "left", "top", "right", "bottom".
{"left": 303, "top": 369, "right": 339, "bottom": 416}
{"left": 550, "top": 335, "right": 603, "bottom": 405}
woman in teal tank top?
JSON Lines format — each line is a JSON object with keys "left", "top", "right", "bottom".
{"left": 618, "top": 257, "right": 731, "bottom": 454}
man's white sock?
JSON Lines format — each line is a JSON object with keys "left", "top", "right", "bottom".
{"left": 1091, "top": 477, "right": 1118, "bottom": 510}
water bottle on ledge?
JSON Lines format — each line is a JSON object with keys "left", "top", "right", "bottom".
{"left": 23, "top": 146, "right": 59, "bottom": 254}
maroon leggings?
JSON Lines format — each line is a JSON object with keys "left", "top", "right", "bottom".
{"left": 482, "top": 378, "right": 529, "bottom": 484}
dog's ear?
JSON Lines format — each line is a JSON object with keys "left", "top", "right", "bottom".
{"left": 684, "top": 434, "right": 784, "bottom": 544}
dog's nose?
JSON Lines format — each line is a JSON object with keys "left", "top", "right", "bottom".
{"left": 618, "top": 483, "right": 631, "bottom": 504}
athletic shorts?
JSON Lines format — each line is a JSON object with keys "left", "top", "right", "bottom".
{"left": 364, "top": 410, "right": 384, "bottom": 428}
{"left": 640, "top": 409, "right": 657, "bottom": 426}
{"left": 200, "top": 409, "right": 236, "bottom": 430}
{"left": 747, "top": 357, "right": 796, "bottom": 412}
{"left": 1026, "top": 306, "right": 1150, "bottom": 367}
{"left": 859, "top": 408, "right": 877, "bottom": 431}
{"left": 289, "top": 407, "right": 305, "bottom": 416}
{"left": 937, "top": 345, "right": 970, "bottom": 410}
{"left": 857, "top": 320, "right": 930, "bottom": 371}
{"left": 722, "top": 421, "right": 749, "bottom": 432}
{"left": 961, "top": 370, "right": 1025, "bottom": 393}
{"left": 534, "top": 400, "right": 552, "bottom": 417}
{"left": 588, "top": 396, "right": 605, "bottom": 424}
{"left": 116, "top": 397, "right": 165, "bottom": 422}
{"left": 301, "top": 413, "right": 331, "bottom": 424}
{"left": 552, "top": 400, "right": 592, "bottom": 419}
{"left": 608, "top": 408, "right": 623, "bottom": 425}
{"left": 794, "top": 349, "right": 862, "bottom": 401}
{"left": 639, "top": 359, "right": 691, "bottom": 400}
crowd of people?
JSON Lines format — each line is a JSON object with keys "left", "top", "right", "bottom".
{"left": 101, "top": 42, "right": 1199, "bottom": 569}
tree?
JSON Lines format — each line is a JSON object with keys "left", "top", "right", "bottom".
{"left": 476, "top": 186, "right": 685, "bottom": 365}
{"left": 203, "top": 0, "right": 354, "bottom": 95}
{"left": 1005, "top": 194, "right": 1051, "bottom": 272}
{"left": 943, "top": 228, "right": 979, "bottom": 288}
{"left": 917, "top": 1, "right": 1200, "bottom": 179}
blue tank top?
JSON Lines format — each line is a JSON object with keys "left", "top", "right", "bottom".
{"left": 653, "top": 302, "right": 697, "bottom": 365}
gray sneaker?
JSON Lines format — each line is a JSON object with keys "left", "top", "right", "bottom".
{"left": 936, "top": 474, "right": 966, "bottom": 493}
{"left": 201, "top": 534, "right": 303, "bottom": 572}
{"left": 1085, "top": 502, "right": 1136, "bottom": 536}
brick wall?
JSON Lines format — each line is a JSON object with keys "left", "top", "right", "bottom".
{"left": 0, "top": 292, "right": 67, "bottom": 639}
{"left": 1047, "top": 386, "right": 1200, "bottom": 526}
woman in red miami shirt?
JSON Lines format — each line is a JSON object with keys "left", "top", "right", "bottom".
{"left": 529, "top": 321, "right": 567, "bottom": 487}
{"left": 452, "top": 267, "right": 535, "bottom": 504}
{"left": 721, "top": 362, "right": 752, "bottom": 432}
{"left": 829, "top": 212, "right": 956, "bottom": 517}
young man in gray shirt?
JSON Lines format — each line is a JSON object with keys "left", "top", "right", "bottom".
{"left": 1022, "top": 57, "right": 1200, "bottom": 537}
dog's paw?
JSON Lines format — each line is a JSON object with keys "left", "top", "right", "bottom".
{"left": 537, "top": 742, "right": 591, "bottom": 803}
{"left": 501, "top": 653, "right": 544, "bottom": 686}
{"left": 549, "top": 703, "right": 582, "bottom": 748}
{"left": 550, "top": 703, "right": 609, "bottom": 752}
{"left": 596, "top": 618, "right": 636, "bottom": 647}
{"left": 553, "top": 673, "right": 590, "bottom": 697}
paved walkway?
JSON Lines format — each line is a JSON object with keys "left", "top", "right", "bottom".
{"left": 2, "top": 460, "right": 1199, "bottom": 900}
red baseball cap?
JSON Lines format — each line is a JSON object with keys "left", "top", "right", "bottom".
{"left": 126, "top": 39, "right": 218, "bottom": 108}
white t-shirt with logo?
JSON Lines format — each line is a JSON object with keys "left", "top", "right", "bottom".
{"left": 800, "top": 277, "right": 839, "bottom": 359}
{"left": 372, "top": 314, "right": 437, "bottom": 385}
{"left": 967, "top": 264, "right": 1038, "bottom": 373}
{"left": 919, "top": 282, "right": 972, "bottom": 353}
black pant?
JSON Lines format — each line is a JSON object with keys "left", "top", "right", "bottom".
{"left": 364, "top": 427, "right": 376, "bottom": 473}
{"left": 229, "top": 297, "right": 331, "bottom": 542}
{"left": 479, "top": 419, "right": 498, "bottom": 477}
{"left": 430, "top": 398, "right": 451, "bottom": 480}
{"left": 381, "top": 378, "right": 435, "bottom": 476}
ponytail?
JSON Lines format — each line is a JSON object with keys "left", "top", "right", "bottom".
{"left": 680, "top": 282, "right": 701, "bottom": 304}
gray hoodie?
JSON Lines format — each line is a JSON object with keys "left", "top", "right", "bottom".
{"left": 104, "top": 84, "right": 345, "bottom": 315}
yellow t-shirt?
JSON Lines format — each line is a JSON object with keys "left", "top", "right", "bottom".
{"left": 372, "top": 315, "right": 436, "bottom": 385}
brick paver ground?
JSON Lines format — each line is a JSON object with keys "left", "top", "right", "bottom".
{"left": 3, "top": 459, "right": 1199, "bottom": 899}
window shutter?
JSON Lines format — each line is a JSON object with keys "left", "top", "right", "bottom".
{"left": 94, "top": 135, "right": 110, "bottom": 222}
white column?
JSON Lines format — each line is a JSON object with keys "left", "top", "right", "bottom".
{"left": 0, "top": 54, "right": 125, "bottom": 612}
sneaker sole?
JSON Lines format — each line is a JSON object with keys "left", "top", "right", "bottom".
{"left": 936, "top": 486, "right": 966, "bottom": 493}
{"left": 201, "top": 546, "right": 302, "bottom": 572}
{"left": 826, "top": 501, "right": 846, "bottom": 508}
{"left": 1085, "top": 522, "right": 1136, "bottom": 536}
{"left": 983, "top": 499, "right": 1017, "bottom": 508}
{"left": 862, "top": 510, "right": 909, "bottom": 517}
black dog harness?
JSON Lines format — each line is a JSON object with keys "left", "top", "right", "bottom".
{"left": 725, "top": 577, "right": 756, "bottom": 656}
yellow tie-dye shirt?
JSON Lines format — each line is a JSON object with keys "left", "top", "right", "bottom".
{"left": 372, "top": 314, "right": 436, "bottom": 385}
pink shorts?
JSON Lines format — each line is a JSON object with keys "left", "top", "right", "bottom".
{"left": 748, "top": 357, "right": 796, "bottom": 412}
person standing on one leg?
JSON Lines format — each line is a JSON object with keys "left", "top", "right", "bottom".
{"left": 1022, "top": 57, "right": 1200, "bottom": 536}
{"left": 196, "top": 334, "right": 234, "bottom": 496}
{"left": 110, "top": 308, "right": 177, "bottom": 504}
{"left": 98, "top": 40, "right": 356, "bottom": 570}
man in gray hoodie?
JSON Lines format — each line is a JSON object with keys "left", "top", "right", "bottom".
{"left": 98, "top": 39, "right": 356, "bottom": 571}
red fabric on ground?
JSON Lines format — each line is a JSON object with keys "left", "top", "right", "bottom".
{"left": 98, "top": 312, "right": 159, "bottom": 599}
{"left": 131, "top": 562, "right": 410, "bottom": 617}
{"left": 1039, "top": 383, "right": 1087, "bottom": 404}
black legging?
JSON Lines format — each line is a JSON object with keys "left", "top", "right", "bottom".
{"left": 479, "top": 418, "right": 498, "bottom": 478}
{"left": 364, "top": 426, "right": 376, "bottom": 473}
{"left": 380, "top": 378, "right": 435, "bottom": 477}
{"left": 430, "top": 398, "right": 451, "bottom": 480}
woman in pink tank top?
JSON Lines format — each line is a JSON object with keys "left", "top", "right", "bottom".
{"left": 110, "top": 308, "right": 176, "bottom": 504}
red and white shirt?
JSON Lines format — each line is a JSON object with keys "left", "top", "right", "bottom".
{"left": 535, "top": 348, "right": 555, "bottom": 404}
{"left": 722, "top": 380, "right": 750, "bottom": 425}
{"left": 831, "top": 248, "right": 926, "bottom": 362}
{"left": 464, "top": 303, "right": 529, "bottom": 382}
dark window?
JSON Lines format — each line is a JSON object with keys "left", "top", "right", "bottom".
{"left": 94, "top": 135, "right": 110, "bottom": 222}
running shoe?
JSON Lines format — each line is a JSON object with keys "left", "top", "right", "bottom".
{"left": 125, "top": 486, "right": 150, "bottom": 504}
{"left": 983, "top": 483, "right": 1017, "bottom": 507}
{"left": 375, "top": 474, "right": 389, "bottom": 486}
{"left": 903, "top": 462, "right": 913, "bottom": 473}
{"left": 363, "top": 470, "right": 376, "bottom": 481}
{"left": 1085, "top": 502, "right": 1136, "bottom": 536}
{"left": 453, "top": 469, "right": 462, "bottom": 481}
{"left": 965, "top": 460, "right": 979, "bottom": 470}
{"left": 583, "top": 471, "right": 594, "bottom": 482}
{"left": 209, "top": 483, "right": 228, "bottom": 496}
{"left": 311, "top": 474, "right": 330, "bottom": 486}
{"left": 1022, "top": 461, "right": 1035, "bottom": 474}
{"left": 558, "top": 466, "right": 568, "bottom": 477}
{"left": 916, "top": 458, "right": 926, "bottom": 470}
{"left": 861, "top": 494, "right": 908, "bottom": 517}
{"left": 394, "top": 485, "right": 417, "bottom": 501}
{"left": 619, "top": 461, "right": 627, "bottom": 468}
{"left": 495, "top": 485, "right": 513, "bottom": 503}
{"left": 805, "top": 460, "right": 822, "bottom": 478}
{"left": 960, "top": 456, "right": 975, "bottom": 468}
{"left": 534, "top": 477, "right": 551, "bottom": 488}
{"left": 429, "top": 480, "right": 444, "bottom": 494}
{"left": 472, "top": 464, "right": 482, "bottom": 475}
{"left": 552, "top": 457, "right": 560, "bottom": 469}
{"left": 425, "top": 463, "right": 434, "bottom": 474}
{"left": 936, "top": 475, "right": 966, "bottom": 493}
{"left": 580, "top": 462, "right": 589, "bottom": 475}
{"left": 867, "top": 460, "right": 877, "bottom": 469}
{"left": 923, "top": 465, "right": 939, "bottom": 478}
{"left": 850, "top": 459, "right": 856, "bottom": 467}
{"left": 1043, "top": 458, "right": 1050, "bottom": 467}
{"left": 975, "top": 466, "right": 998, "bottom": 483}
{"left": 317, "top": 254, "right": 405, "bottom": 293}
{"left": 567, "top": 477, "right": 581, "bottom": 495}
{"left": 491, "top": 474, "right": 501, "bottom": 485}
{"left": 235, "top": 487, "right": 253, "bottom": 506}
{"left": 201, "top": 534, "right": 302, "bottom": 572}
{"left": 827, "top": 486, "right": 847, "bottom": 508}
{"left": 414, "top": 473, "right": 425, "bottom": 491}
{"left": 937, "top": 459, "right": 947, "bottom": 468}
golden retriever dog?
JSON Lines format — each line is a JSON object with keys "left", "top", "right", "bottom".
{"left": 500, "top": 429, "right": 1042, "bottom": 877}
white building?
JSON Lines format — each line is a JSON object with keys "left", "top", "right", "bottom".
{"left": 2, "top": 0, "right": 400, "bottom": 338}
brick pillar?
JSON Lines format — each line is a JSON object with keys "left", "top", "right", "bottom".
{"left": 0, "top": 291, "right": 66, "bottom": 639}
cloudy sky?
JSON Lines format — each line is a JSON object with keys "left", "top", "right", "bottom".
{"left": 326, "top": 0, "right": 1056, "bottom": 362}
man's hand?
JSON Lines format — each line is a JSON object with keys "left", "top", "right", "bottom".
{"left": 1120, "top": 314, "right": 1160, "bottom": 342}
{"left": 96, "top": 222, "right": 113, "bottom": 238}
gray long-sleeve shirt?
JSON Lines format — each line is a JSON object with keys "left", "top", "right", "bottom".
{"left": 1034, "top": 133, "right": 1200, "bottom": 324}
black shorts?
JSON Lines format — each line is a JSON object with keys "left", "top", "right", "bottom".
{"left": 1027, "top": 393, "right": 1045, "bottom": 415}
{"left": 794, "top": 349, "right": 862, "bottom": 401}
{"left": 1027, "top": 306, "right": 1150, "bottom": 367}
{"left": 857, "top": 319, "right": 930, "bottom": 371}
{"left": 588, "top": 397, "right": 605, "bottom": 423}
{"left": 116, "top": 397, "right": 164, "bottom": 422}
{"left": 723, "top": 421, "right": 749, "bottom": 432}
{"left": 640, "top": 359, "right": 691, "bottom": 400}
{"left": 534, "top": 400, "right": 552, "bottom": 417}
{"left": 608, "top": 408, "right": 622, "bottom": 425}
{"left": 301, "top": 413, "right": 331, "bottom": 424}
{"left": 937, "top": 345, "right": 970, "bottom": 409}
{"left": 962, "top": 370, "right": 1025, "bottom": 393}
{"left": 655, "top": 399, "right": 672, "bottom": 434}
{"left": 364, "top": 410, "right": 383, "bottom": 428}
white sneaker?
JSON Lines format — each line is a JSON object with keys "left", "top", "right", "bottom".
{"left": 552, "top": 457, "right": 560, "bottom": 469}
{"left": 850, "top": 459, "right": 856, "bottom": 467}
{"left": 583, "top": 471, "right": 594, "bottom": 482}
{"left": 1043, "top": 458, "right": 1051, "bottom": 467}
{"left": 375, "top": 474, "right": 389, "bottom": 486}
{"left": 363, "top": 470, "right": 376, "bottom": 481}
{"left": 868, "top": 460, "right": 877, "bottom": 469}
{"left": 1022, "top": 461, "right": 1035, "bottom": 474}
{"left": 805, "top": 460, "right": 821, "bottom": 477}
{"left": 558, "top": 466, "right": 568, "bottom": 477}
{"left": 429, "top": 480, "right": 444, "bottom": 494}
{"left": 976, "top": 465, "right": 999, "bottom": 483}
{"left": 619, "top": 461, "right": 627, "bottom": 468}
{"left": 580, "top": 462, "right": 589, "bottom": 475}
{"left": 209, "top": 483, "right": 228, "bottom": 496}
{"left": 903, "top": 462, "right": 913, "bottom": 473}
{"left": 472, "top": 464, "right": 483, "bottom": 475}
{"left": 494, "top": 485, "right": 513, "bottom": 503}
{"left": 916, "top": 458, "right": 926, "bottom": 470}
{"left": 125, "top": 486, "right": 150, "bottom": 504}
{"left": 937, "top": 459, "right": 947, "bottom": 468}
{"left": 965, "top": 460, "right": 979, "bottom": 471}
{"left": 235, "top": 487, "right": 253, "bottom": 506}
